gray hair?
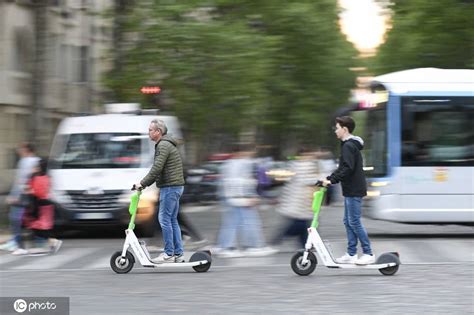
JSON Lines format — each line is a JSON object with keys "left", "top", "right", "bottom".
{"left": 150, "top": 119, "right": 168, "bottom": 135}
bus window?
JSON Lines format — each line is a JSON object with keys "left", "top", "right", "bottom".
{"left": 361, "top": 104, "right": 388, "bottom": 178}
{"left": 401, "top": 97, "right": 474, "bottom": 166}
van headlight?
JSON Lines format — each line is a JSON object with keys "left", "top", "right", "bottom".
{"left": 119, "top": 191, "right": 133, "bottom": 203}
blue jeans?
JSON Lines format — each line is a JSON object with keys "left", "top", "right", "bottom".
{"left": 343, "top": 197, "right": 372, "bottom": 256}
{"left": 158, "top": 186, "right": 184, "bottom": 256}
{"left": 218, "top": 203, "right": 264, "bottom": 249}
{"left": 9, "top": 206, "right": 25, "bottom": 246}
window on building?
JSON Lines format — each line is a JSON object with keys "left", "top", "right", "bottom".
{"left": 79, "top": 46, "right": 89, "bottom": 83}
{"left": 12, "top": 28, "right": 32, "bottom": 73}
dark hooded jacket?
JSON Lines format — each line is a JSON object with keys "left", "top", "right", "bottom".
{"left": 141, "top": 135, "right": 185, "bottom": 188}
{"left": 327, "top": 136, "right": 367, "bottom": 197}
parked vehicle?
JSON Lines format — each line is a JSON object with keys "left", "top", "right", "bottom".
{"left": 182, "top": 162, "right": 223, "bottom": 204}
{"left": 48, "top": 104, "right": 184, "bottom": 236}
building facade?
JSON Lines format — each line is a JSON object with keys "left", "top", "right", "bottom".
{"left": 0, "top": 0, "right": 113, "bottom": 192}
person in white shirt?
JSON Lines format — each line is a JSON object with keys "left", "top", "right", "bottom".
{"left": 215, "top": 145, "right": 276, "bottom": 258}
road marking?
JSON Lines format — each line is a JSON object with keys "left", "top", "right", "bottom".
{"left": 84, "top": 254, "right": 114, "bottom": 269}
{"left": 430, "top": 240, "right": 474, "bottom": 262}
{"left": 12, "top": 248, "right": 98, "bottom": 270}
{"left": 0, "top": 261, "right": 472, "bottom": 273}
{"left": 0, "top": 254, "right": 22, "bottom": 265}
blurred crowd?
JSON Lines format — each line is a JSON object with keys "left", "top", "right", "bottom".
{"left": 199, "top": 145, "right": 338, "bottom": 258}
{"left": 0, "top": 141, "right": 338, "bottom": 259}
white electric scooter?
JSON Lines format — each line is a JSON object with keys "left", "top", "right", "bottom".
{"left": 110, "top": 186, "right": 212, "bottom": 274}
{"left": 291, "top": 181, "right": 400, "bottom": 276}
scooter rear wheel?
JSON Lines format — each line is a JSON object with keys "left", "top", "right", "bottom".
{"left": 190, "top": 251, "right": 212, "bottom": 272}
{"left": 291, "top": 250, "right": 317, "bottom": 276}
{"left": 376, "top": 252, "right": 400, "bottom": 276}
{"left": 110, "top": 251, "right": 135, "bottom": 274}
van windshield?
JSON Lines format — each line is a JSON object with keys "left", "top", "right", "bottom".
{"left": 49, "top": 133, "right": 148, "bottom": 169}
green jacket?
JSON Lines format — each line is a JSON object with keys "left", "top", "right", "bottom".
{"left": 140, "top": 135, "right": 185, "bottom": 188}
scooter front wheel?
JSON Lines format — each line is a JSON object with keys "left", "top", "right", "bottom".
{"left": 110, "top": 251, "right": 135, "bottom": 274}
{"left": 291, "top": 250, "right": 317, "bottom": 276}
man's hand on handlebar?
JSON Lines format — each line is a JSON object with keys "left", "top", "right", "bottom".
{"left": 315, "top": 179, "right": 331, "bottom": 187}
{"left": 132, "top": 184, "right": 144, "bottom": 191}
{"left": 322, "top": 179, "right": 331, "bottom": 187}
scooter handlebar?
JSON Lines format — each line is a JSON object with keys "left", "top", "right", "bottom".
{"left": 131, "top": 185, "right": 144, "bottom": 192}
{"left": 315, "top": 180, "right": 330, "bottom": 187}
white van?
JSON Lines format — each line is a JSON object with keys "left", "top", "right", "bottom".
{"left": 48, "top": 106, "right": 184, "bottom": 236}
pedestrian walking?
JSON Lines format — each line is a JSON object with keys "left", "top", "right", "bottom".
{"left": 271, "top": 149, "right": 318, "bottom": 248}
{"left": 0, "top": 143, "right": 39, "bottom": 252}
{"left": 216, "top": 145, "right": 276, "bottom": 258}
{"left": 14, "top": 158, "right": 62, "bottom": 255}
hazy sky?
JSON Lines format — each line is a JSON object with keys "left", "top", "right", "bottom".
{"left": 339, "top": 0, "right": 388, "bottom": 52}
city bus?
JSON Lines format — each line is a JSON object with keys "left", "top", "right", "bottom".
{"left": 355, "top": 68, "right": 473, "bottom": 224}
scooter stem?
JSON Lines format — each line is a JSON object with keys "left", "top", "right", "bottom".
{"left": 128, "top": 191, "right": 141, "bottom": 230}
{"left": 311, "top": 187, "right": 326, "bottom": 229}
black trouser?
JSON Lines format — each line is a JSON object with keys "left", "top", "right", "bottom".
{"left": 178, "top": 212, "right": 204, "bottom": 241}
{"left": 18, "top": 229, "right": 51, "bottom": 249}
{"left": 272, "top": 218, "right": 310, "bottom": 248}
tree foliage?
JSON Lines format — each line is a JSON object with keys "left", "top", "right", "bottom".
{"left": 371, "top": 0, "right": 474, "bottom": 74}
{"left": 104, "top": 0, "right": 357, "bottom": 159}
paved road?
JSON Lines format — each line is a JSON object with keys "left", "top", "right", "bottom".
{"left": 0, "top": 202, "right": 473, "bottom": 314}
{"left": 1, "top": 258, "right": 472, "bottom": 314}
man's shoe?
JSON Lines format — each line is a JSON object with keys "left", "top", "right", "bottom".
{"left": 49, "top": 239, "right": 63, "bottom": 254}
{"left": 151, "top": 252, "right": 175, "bottom": 264}
{"left": 355, "top": 254, "right": 375, "bottom": 265}
{"left": 335, "top": 253, "right": 358, "bottom": 264}
{"left": 11, "top": 248, "right": 28, "bottom": 256}
{"left": 174, "top": 254, "right": 185, "bottom": 263}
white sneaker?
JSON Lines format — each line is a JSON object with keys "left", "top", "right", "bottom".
{"left": 244, "top": 246, "right": 279, "bottom": 257}
{"left": 151, "top": 252, "right": 175, "bottom": 263}
{"left": 355, "top": 254, "right": 375, "bottom": 265}
{"left": 216, "top": 249, "right": 244, "bottom": 258}
{"left": 335, "top": 253, "right": 358, "bottom": 264}
{"left": 11, "top": 248, "right": 29, "bottom": 256}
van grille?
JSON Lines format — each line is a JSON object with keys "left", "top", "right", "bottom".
{"left": 66, "top": 190, "right": 122, "bottom": 210}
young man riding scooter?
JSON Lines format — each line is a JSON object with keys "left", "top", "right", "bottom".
{"left": 321, "top": 116, "right": 375, "bottom": 265}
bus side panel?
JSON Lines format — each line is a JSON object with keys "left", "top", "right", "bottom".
{"left": 393, "top": 167, "right": 471, "bottom": 223}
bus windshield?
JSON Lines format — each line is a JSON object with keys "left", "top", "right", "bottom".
{"left": 49, "top": 133, "right": 148, "bottom": 169}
